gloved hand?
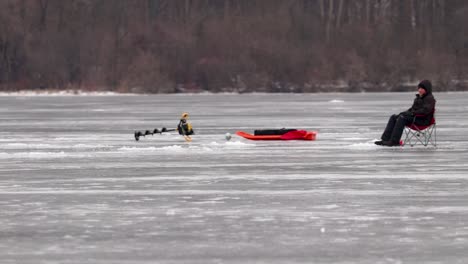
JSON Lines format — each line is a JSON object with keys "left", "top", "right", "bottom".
{"left": 398, "top": 111, "right": 415, "bottom": 121}
{"left": 399, "top": 111, "right": 413, "bottom": 118}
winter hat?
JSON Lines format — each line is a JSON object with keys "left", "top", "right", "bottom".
{"left": 418, "top": 80, "right": 432, "bottom": 93}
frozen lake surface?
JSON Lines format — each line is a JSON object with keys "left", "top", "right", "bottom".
{"left": 1, "top": 92, "right": 467, "bottom": 263}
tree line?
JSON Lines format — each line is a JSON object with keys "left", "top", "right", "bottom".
{"left": 1, "top": 0, "right": 467, "bottom": 93}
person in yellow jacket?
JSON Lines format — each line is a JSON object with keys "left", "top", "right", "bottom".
{"left": 177, "top": 112, "right": 194, "bottom": 137}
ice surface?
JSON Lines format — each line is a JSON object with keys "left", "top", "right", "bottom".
{"left": 0, "top": 92, "right": 467, "bottom": 263}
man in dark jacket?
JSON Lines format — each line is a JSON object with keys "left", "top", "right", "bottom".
{"left": 375, "top": 80, "right": 436, "bottom": 146}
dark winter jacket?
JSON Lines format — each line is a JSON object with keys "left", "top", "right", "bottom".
{"left": 406, "top": 80, "right": 436, "bottom": 125}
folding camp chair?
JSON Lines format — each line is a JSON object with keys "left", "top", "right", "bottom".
{"left": 402, "top": 110, "right": 436, "bottom": 147}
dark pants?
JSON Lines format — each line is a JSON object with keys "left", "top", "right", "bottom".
{"left": 381, "top": 114, "right": 413, "bottom": 143}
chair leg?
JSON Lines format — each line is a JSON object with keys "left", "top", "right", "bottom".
{"left": 403, "top": 124, "right": 436, "bottom": 147}
{"left": 430, "top": 124, "right": 437, "bottom": 147}
{"left": 423, "top": 124, "right": 436, "bottom": 147}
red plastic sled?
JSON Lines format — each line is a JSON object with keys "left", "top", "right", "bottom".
{"left": 236, "top": 130, "right": 317, "bottom": 141}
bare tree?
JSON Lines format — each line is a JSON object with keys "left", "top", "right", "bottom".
{"left": 0, "top": 0, "right": 467, "bottom": 92}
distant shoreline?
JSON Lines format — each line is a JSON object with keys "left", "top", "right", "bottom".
{"left": 2, "top": 80, "right": 468, "bottom": 95}
{"left": 1, "top": 89, "right": 467, "bottom": 97}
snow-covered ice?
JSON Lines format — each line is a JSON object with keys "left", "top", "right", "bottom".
{"left": 0, "top": 92, "right": 467, "bottom": 263}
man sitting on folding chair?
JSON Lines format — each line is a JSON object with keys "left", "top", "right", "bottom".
{"left": 375, "top": 80, "right": 436, "bottom": 147}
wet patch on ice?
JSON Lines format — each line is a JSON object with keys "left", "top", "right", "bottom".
{"left": 0, "top": 143, "right": 109, "bottom": 149}
{"left": 118, "top": 145, "right": 184, "bottom": 152}
{"left": 208, "top": 140, "right": 255, "bottom": 148}
{"left": 0, "top": 151, "right": 68, "bottom": 159}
